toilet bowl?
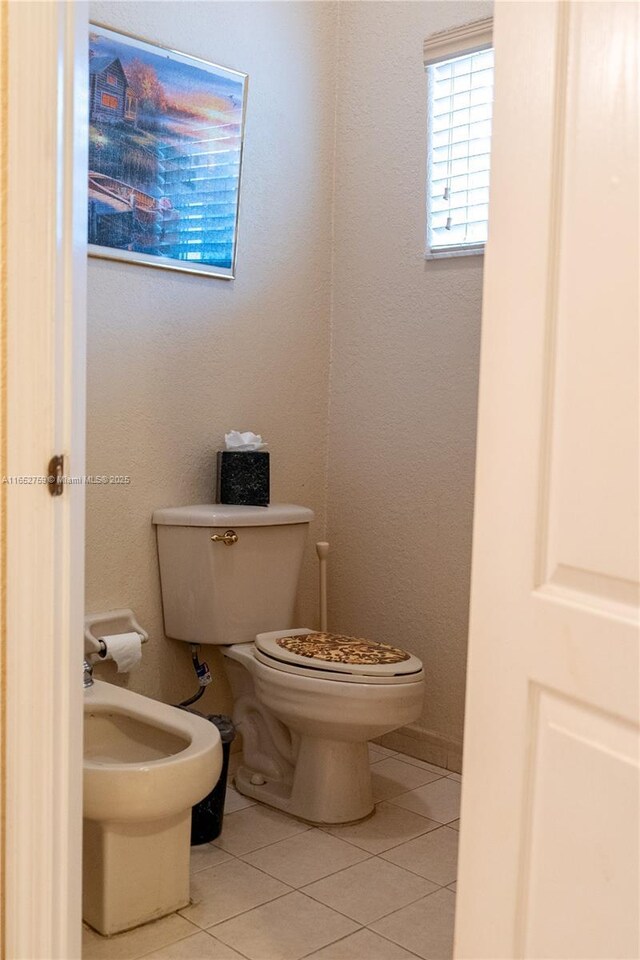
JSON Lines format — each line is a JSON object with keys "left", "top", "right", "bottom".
{"left": 224, "top": 629, "right": 424, "bottom": 823}
{"left": 153, "top": 502, "right": 425, "bottom": 827}
{"left": 83, "top": 680, "right": 222, "bottom": 936}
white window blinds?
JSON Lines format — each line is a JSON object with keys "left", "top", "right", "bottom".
{"left": 426, "top": 38, "right": 494, "bottom": 256}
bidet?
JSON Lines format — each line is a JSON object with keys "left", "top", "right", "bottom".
{"left": 82, "top": 680, "right": 221, "bottom": 935}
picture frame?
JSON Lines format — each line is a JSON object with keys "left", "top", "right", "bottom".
{"left": 88, "top": 23, "right": 248, "bottom": 279}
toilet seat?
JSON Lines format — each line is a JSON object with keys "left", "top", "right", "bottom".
{"left": 254, "top": 628, "right": 424, "bottom": 684}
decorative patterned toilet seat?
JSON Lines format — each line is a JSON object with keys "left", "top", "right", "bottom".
{"left": 253, "top": 628, "right": 423, "bottom": 681}
{"left": 276, "top": 632, "right": 410, "bottom": 665}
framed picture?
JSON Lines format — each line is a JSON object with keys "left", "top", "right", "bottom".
{"left": 88, "top": 24, "right": 248, "bottom": 279}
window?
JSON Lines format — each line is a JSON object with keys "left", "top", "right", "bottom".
{"left": 106, "top": 73, "right": 118, "bottom": 86}
{"left": 424, "top": 18, "right": 493, "bottom": 258}
{"left": 101, "top": 92, "right": 118, "bottom": 110}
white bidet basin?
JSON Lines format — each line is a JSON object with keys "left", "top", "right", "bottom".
{"left": 83, "top": 680, "right": 221, "bottom": 936}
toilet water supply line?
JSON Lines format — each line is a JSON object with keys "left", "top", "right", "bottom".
{"left": 177, "top": 540, "right": 330, "bottom": 707}
{"left": 175, "top": 645, "right": 213, "bottom": 708}
{"left": 316, "top": 541, "right": 329, "bottom": 633}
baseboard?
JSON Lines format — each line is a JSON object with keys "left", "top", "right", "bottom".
{"left": 376, "top": 724, "right": 463, "bottom": 774}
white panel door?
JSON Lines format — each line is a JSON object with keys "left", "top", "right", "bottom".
{"left": 455, "top": 3, "right": 639, "bottom": 958}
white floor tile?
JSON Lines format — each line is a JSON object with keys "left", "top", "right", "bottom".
{"left": 381, "top": 825, "right": 459, "bottom": 886}
{"left": 140, "top": 929, "right": 246, "bottom": 960}
{"left": 190, "top": 843, "right": 234, "bottom": 875}
{"left": 389, "top": 777, "right": 461, "bottom": 824}
{"left": 391, "top": 756, "right": 450, "bottom": 777}
{"left": 323, "top": 801, "right": 440, "bottom": 854}
{"left": 242, "top": 827, "right": 369, "bottom": 887}
{"left": 304, "top": 928, "right": 420, "bottom": 959}
{"left": 82, "top": 915, "right": 196, "bottom": 960}
{"left": 213, "top": 802, "right": 310, "bottom": 856}
{"left": 371, "top": 758, "right": 444, "bottom": 802}
{"left": 302, "top": 857, "right": 438, "bottom": 925}
{"left": 179, "top": 857, "right": 290, "bottom": 929}
{"left": 210, "top": 890, "right": 359, "bottom": 960}
{"left": 371, "top": 888, "right": 456, "bottom": 960}
{"left": 225, "top": 785, "right": 256, "bottom": 813}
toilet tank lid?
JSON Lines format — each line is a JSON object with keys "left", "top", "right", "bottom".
{"left": 152, "top": 503, "right": 314, "bottom": 528}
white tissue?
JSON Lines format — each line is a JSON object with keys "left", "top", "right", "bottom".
{"left": 101, "top": 632, "right": 142, "bottom": 673}
{"left": 225, "top": 430, "right": 267, "bottom": 451}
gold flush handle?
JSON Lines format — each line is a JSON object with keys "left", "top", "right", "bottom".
{"left": 211, "top": 529, "right": 238, "bottom": 546}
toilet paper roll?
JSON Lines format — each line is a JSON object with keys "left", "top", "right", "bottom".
{"left": 101, "top": 632, "right": 142, "bottom": 673}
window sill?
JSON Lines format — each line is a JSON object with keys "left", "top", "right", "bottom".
{"left": 425, "top": 244, "right": 485, "bottom": 261}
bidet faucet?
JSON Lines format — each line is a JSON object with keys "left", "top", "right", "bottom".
{"left": 83, "top": 657, "right": 94, "bottom": 689}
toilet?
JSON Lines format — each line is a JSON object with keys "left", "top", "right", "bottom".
{"left": 153, "top": 503, "right": 425, "bottom": 824}
{"left": 83, "top": 679, "right": 222, "bottom": 935}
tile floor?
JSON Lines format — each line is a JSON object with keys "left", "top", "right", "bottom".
{"left": 83, "top": 745, "right": 462, "bottom": 960}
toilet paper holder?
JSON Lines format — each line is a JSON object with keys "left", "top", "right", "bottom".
{"left": 84, "top": 609, "right": 149, "bottom": 659}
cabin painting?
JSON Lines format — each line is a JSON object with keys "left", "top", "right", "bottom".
{"left": 88, "top": 24, "right": 247, "bottom": 278}
{"left": 89, "top": 55, "right": 137, "bottom": 125}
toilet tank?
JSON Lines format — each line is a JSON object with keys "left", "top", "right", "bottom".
{"left": 152, "top": 503, "right": 314, "bottom": 646}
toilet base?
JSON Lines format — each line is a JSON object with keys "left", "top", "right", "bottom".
{"left": 235, "top": 736, "right": 374, "bottom": 824}
{"left": 83, "top": 810, "right": 191, "bottom": 936}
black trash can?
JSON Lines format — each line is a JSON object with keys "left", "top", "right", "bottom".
{"left": 189, "top": 713, "right": 236, "bottom": 845}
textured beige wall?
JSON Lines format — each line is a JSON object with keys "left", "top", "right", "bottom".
{"left": 86, "top": 1, "right": 337, "bottom": 710}
{"left": 327, "top": 1, "right": 491, "bottom": 760}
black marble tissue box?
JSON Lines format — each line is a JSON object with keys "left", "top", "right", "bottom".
{"left": 216, "top": 450, "right": 270, "bottom": 506}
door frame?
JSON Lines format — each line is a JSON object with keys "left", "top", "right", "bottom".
{"left": 2, "top": 2, "right": 88, "bottom": 957}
